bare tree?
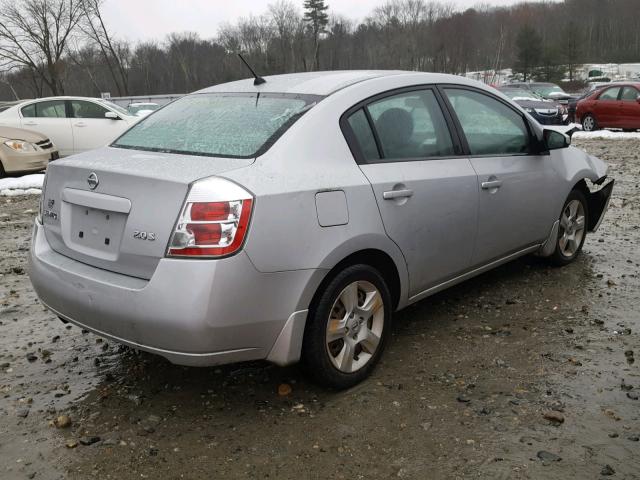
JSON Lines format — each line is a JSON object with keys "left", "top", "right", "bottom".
{"left": 79, "top": 0, "right": 129, "bottom": 95}
{"left": 0, "top": 0, "right": 82, "bottom": 95}
{"left": 268, "top": 0, "right": 303, "bottom": 72}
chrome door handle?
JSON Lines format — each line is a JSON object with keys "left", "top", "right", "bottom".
{"left": 383, "top": 189, "right": 414, "bottom": 200}
{"left": 481, "top": 180, "right": 503, "bottom": 190}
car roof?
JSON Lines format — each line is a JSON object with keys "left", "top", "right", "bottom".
{"left": 196, "top": 70, "right": 469, "bottom": 96}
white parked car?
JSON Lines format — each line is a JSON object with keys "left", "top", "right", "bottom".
{"left": 0, "top": 97, "right": 138, "bottom": 157}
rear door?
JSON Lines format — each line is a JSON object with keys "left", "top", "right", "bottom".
{"left": 620, "top": 86, "right": 640, "bottom": 129}
{"left": 342, "top": 87, "right": 478, "bottom": 298}
{"left": 595, "top": 86, "right": 622, "bottom": 127}
{"left": 69, "top": 99, "right": 130, "bottom": 153}
{"left": 20, "top": 100, "right": 74, "bottom": 156}
{"left": 441, "top": 87, "right": 559, "bottom": 266}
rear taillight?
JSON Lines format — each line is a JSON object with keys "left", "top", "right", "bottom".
{"left": 167, "top": 178, "right": 253, "bottom": 258}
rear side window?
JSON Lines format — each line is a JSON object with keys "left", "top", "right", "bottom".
{"left": 445, "top": 89, "right": 529, "bottom": 156}
{"left": 113, "top": 93, "right": 321, "bottom": 158}
{"left": 22, "top": 100, "right": 67, "bottom": 118}
{"left": 21, "top": 104, "right": 36, "bottom": 117}
{"left": 346, "top": 109, "right": 380, "bottom": 161}
{"left": 599, "top": 87, "right": 620, "bottom": 101}
{"left": 367, "top": 89, "right": 454, "bottom": 160}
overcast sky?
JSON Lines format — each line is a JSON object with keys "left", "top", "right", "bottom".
{"left": 102, "top": 0, "right": 557, "bottom": 43}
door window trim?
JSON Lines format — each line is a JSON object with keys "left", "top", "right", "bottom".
{"left": 340, "top": 84, "right": 466, "bottom": 165}
{"left": 436, "top": 84, "right": 540, "bottom": 158}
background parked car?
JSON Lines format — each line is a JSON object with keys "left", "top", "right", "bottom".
{"left": 508, "top": 82, "right": 577, "bottom": 105}
{"left": 0, "top": 126, "right": 58, "bottom": 177}
{"left": 577, "top": 82, "right": 640, "bottom": 132}
{"left": 0, "top": 97, "right": 138, "bottom": 157}
{"left": 127, "top": 102, "right": 160, "bottom": 117}
{"left": 497, "top": 86, "right": 567, "bottom": 125}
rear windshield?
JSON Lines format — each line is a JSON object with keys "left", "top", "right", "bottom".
{"left": 112, "top": 92, "right": 321, "bottom": 158}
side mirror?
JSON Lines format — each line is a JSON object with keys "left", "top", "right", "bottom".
{"left": 105, "top": 111, "right": 120, "bottom": 120}
{"left": 544, "top": 129, "right": 571, "bottom": 150}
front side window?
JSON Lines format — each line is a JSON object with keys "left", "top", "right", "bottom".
{"left": 71, "top": 100, "right": 109, "bottom": 119}
{"left": 366, "top": 89, "right": 454, "bottom": 160}
{"left": 621, "top": 87, "right": 639, "bottom": 101}
{"left": 599, "top": 87, "right": 621, "bottom": 101}
{"left": 445, "top": 89, "right": 529, "bottom": 156}
{"left": 113, "top": 93, "right": 320, "bottom": 158}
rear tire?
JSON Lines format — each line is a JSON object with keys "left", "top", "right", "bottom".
{"left": 0, "top": 161, "right": 5, "bottom": 179}
{"left": 302, "top": 264, "right": 392, "bottom": 389}
{"left": 550, "top": 190, "right": 589, "bottom": 266}
{"left": 581, "top": 114, "right": 597, "bottom": 132}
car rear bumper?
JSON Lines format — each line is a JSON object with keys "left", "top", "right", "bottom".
{"left": 29, "top": 219, "right": 323, "bottom": 366}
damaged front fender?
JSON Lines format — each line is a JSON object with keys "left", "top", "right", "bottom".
{"left": 585, "top": 177, "right": 615, "bottom": 232}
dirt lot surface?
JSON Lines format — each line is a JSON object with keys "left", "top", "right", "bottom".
{"left": 1, "top": 138, "right": 639, "bottom": 480}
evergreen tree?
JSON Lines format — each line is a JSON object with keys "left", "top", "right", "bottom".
{"left": 303, "top": 0, "right": 329, "bottom": 70}
{"left": 514, "top": 25, "right": 542, "bottom": 81}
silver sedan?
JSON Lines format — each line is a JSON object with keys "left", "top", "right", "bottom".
{"left": 29, "top": 71, "right": 614, "bottom": 389}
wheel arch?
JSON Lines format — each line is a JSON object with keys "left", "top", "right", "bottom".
{"left": 310, "top": 248, "right": 404, "bottom": 313}
{"left": 266, "top": 245, "right": 407, "bottom": 367}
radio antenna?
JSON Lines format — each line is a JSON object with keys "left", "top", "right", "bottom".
{"left": 238, "top": 53, "right": 266, "bottom": 86}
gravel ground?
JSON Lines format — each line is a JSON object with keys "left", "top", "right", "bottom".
{"left": 1, "top": 138, "right": 639, "bottom": 480}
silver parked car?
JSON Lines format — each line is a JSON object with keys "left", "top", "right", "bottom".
{"left": 29, "top": 71, "right": 614, "bottom": 389}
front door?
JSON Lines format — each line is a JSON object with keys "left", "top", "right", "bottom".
{"left": 595, "top": 86, "right": 622, "bottom": 128}
{"left": 620, "top": 86, "right": 640, "bottom": 129}
{"left": 69, "top": 100, "right": 128, "bottom": 153}
{"left": 343, "top": 87, "right": 478, "bottom": 298}
{"left": 441, "top": 87, "right": 558, "bottom": 266}
{"left": 20, "top": 100, "right": 74, "bottom": 156}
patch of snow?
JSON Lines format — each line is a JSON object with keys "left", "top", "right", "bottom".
{"left": 0, "top": 188, "right": 42, "bottom": 196}
{"left": 0, "top": 173, "right": 44, "bottom": 196}
{"left": 573, "top": 129, "right": 640, "bottom": 139}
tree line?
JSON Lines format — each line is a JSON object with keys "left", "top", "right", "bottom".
{"left": 0, "top": 0, "right": 639, "bottom": 101}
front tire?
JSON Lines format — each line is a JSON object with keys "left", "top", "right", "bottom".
{"left": 550, "top": 190, "right": 588, "bottom": 266}
{"left": 581, "top": 114, "right": 597, "bottom": 132}
{"left": 302, "top": 264, "right": 392, "bottom": 389}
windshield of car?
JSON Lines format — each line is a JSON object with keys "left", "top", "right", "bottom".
{"left": 532, "top": 85, "right": 566, "bottom": 97}
{"left": 98, "top": 100, "right": 129, "bottom": 116}
{"left": 113, "top": 93, "right": 321, "bottom": 158}
{"left": 500, "top": 89, "right": 543, "bottom": 102}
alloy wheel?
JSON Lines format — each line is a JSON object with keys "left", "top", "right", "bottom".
{"left": 582, "top": 115, "right": 596, "bottom": 132}
{"left": 559, "top": 199, "right": 586, "bottom": 257}
{"left": 325, "top": 281, "right": 384, "bottom": 373}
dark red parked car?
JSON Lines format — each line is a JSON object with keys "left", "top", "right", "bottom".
{"left": 577, "top": 82, "right": 640, "bottom": 132}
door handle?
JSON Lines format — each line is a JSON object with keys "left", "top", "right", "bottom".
{"left": 23, "top": 121, "right": 37, "bottom": 126}
{"left": 481, "top": 180, "right": 503, "bottom": 190}
{"left": 383, "top": 189, "right": 414, "bottom": 200}
{"left": 74, "top": 122, "right": 87, "bottom": 127}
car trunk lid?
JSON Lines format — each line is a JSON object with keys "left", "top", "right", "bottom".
{"left": 42, "top": 147, "right": 253, "bottom": 279}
